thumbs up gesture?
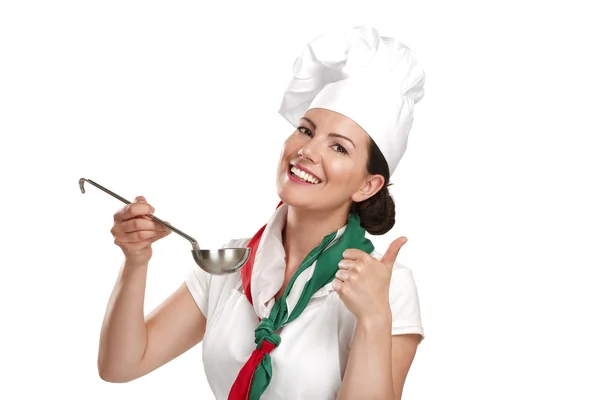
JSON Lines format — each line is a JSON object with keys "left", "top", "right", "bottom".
{"left": 333, "top": 237, "right": 408, "bottom": 322}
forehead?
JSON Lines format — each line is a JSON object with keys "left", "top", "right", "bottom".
{"left": 304, "top": 108, "right": 370, "bottom": 143}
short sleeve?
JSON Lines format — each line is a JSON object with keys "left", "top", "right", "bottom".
{"left": 184, "top": 238, "right": 245, "bottom": 318}
{"left": 371, "top": 250, "right": 425, "bottom": 343}
{"left": 389, "top": 264, "right": 425, "bottom": 342}
{"left": 185, "top": 260, "right": 212, "bottom": 318}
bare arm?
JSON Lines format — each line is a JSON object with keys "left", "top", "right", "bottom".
{"left": 337, "top": 314, "right": 420, "bottom": 400}
{"left": 97, "top": 195, "right": 207, "bottom": 382}
{"left": 97, "top": 260, "right": 206, "bottom": 383}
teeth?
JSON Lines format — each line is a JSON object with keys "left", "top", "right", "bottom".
{"left": 291, "top": 166, "right": 320, "bottom": 184}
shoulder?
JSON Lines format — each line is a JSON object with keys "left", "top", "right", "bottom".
{"left": 369, "top": 248, "right": 420, "bottom": 295}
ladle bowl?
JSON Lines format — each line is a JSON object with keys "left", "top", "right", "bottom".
{"left": 79, "top": 178, "right": 250, "bottom": 275}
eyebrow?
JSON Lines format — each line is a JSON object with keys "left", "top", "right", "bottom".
{"left": 300, "top": 117, "right": 356, "bottom": 148}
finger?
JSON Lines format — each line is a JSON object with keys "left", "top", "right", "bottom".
{"left": 332, "top": 278, "right": 344, "bottom": 292}
{"left": 380, "top": 236, "right": 408, "bottom": 268}
{"left": 153, "top": 229, "right": 172, "bottom": 239}
{"left": 115, "top": 203, "right": 153, "bottom": 222}
{"left": 114, "top": 200, "right": 155, "bottom": 222}
{"left": 137, "top": 197, "right": 156, "bottom": 219}
{"left": 115, "top": 230, "right": 167, "bottom": 244}
{"left": 335, "top": 269, "right": 349, "bottom": 282}
{"left": 341, "top": 248, "right": 367, "bottom": 261}
{"left": 338, "top": 259, "right": 356, "bottom": 270}
{"left": 342, "top": 249, "right": 374, "bottom": 264}
{"left": 143, "top": 229, "right": 172, "bottom": 244}
{"left": 119, "top": 218, "right": 168, "bottom": 233}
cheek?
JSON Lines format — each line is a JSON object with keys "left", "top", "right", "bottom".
{"left": 279, "top": 137, "right": 296, "bottom": 162}
{"left": 325, "top": 160, "right": 360, "bottom": 186}
{"left": 282, "top": 135, "right": 303, "bottom": 156}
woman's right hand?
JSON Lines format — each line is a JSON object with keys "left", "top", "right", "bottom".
{"left": 111, "top": 195, "right": 172, "bottom": 266}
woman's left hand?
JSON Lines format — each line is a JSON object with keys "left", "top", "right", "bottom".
{"left": 333, "top": 236, "right": 408, "bottom": 322}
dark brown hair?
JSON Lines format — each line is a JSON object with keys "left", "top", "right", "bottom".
{"left": 350, "top": 138, "right": 395, "bottom": 235}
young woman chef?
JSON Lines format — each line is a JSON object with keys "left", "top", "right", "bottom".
{"left": 98, "top": 24, "right": 426, "bottom": 400}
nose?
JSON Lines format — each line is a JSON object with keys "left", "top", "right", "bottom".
{"left": 297, "top": 140, "right": 321, "bottom": 164}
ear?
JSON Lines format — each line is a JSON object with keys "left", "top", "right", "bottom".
{"left": 351, "top": 174, "right": 385, "bottom": 203}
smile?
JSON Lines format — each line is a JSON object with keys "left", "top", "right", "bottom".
{"left": 288, "top": 165, "right": 322, "bottom": 184}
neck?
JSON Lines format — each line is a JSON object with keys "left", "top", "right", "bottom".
{"left": 282, "top": 203, "right": 351, "bottom": 272}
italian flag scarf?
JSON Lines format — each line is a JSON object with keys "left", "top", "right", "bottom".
{"left": 228, "top": 202, "right": 374, "bottom": 400}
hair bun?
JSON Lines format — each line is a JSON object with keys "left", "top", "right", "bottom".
{"left": 353, "top": 185, "right": 396, "bottom": 236}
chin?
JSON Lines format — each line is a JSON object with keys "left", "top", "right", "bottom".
{"left": 276, "top": 186, "right": 316, "bottom": 210}
{"left": 277, "top": 186, "right": 306, "bottom": 206}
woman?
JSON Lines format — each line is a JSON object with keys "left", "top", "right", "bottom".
{"left": 98, "top": 25, "right": 426, "bottom": 399}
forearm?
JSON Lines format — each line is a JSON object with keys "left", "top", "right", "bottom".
{"left": 337, "top": 313, "right": 395, "bottom": 400}
{"left": 97, "top": 259, "right": 149, "bottom": 382}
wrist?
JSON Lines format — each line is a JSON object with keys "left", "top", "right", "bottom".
{"left": 123, "top": 258, "right": 149, "bottom": 269}
{"left": 357, "top": 308, "right": 392, "bottom": 331}
{"left": 121, "top": 259, "right": 149, "bottom": 279}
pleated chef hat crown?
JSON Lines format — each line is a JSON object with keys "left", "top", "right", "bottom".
{"left": 278, "top": 24, "right": 425, "bottom": 176}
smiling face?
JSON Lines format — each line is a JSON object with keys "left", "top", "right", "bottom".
{"left": 276, "top": 108, "right": 385, "bottom": 213}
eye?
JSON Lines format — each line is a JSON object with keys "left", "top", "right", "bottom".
{"left": 297, "top": 126, "right": 313, "bottom": 137}
{"left": 296, "top": 126, "right": 348, "bottom": 155}
{"left": 332, "top": 144, "right": 348, "bottom": 155}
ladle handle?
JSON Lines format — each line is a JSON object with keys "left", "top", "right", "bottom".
{"left": 79, "top": 178, "right": 199, "bottom": 249}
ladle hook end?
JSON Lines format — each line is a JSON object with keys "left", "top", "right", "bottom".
{"left": 79, "top": 178, "right": 87, "bottom": 194}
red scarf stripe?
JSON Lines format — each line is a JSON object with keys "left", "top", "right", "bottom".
{"left": 241, "top": 223, "right": 267, "bottom": 306}
{"left": 228, "top": 347, "right": 267, "bottom": 400}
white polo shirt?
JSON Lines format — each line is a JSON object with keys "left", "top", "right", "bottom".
{"left": 185, "top": 206, "right": 424, "bottom": 400}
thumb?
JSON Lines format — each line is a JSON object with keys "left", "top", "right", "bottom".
{"left": 134, "top": 196, "right": 154, "bottom": 220}
{"left": 380, "top": 236, "right": 408, "bottom": 268}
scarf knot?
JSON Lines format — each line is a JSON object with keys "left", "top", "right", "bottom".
{"left": 254, "top": 318, "right": 281, "bottom": 354}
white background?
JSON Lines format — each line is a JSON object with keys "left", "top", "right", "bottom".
{"left": 1, "top": 0, "right": 599, "bottom": 399}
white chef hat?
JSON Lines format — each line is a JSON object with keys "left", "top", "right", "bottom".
{"left": 278, "top": 24, "right": 425, "bottom": 176}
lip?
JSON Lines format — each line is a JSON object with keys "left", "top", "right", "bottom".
{"left": 290, "top": 163, "right": 323, "bottom": 182}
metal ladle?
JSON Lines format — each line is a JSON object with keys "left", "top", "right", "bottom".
{"left": 79, "top": 178, "right": 250, "bottom": 275}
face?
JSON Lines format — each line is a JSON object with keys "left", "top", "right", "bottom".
{"left": 276, "top": 108, "right": 385, "bottom": 213}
